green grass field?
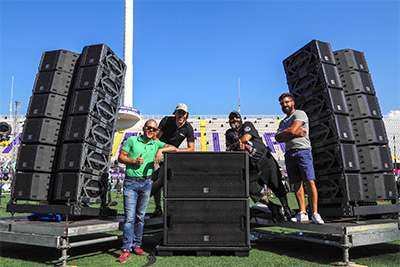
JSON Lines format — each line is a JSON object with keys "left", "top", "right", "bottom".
{"left": 0, "top": 191, "right": 399, "bottom": 267}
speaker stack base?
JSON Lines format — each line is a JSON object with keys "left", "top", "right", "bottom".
{"left": 156, "top": 245, "right": 251, "bottom": 257}
{"left": 6, "top": 202, "right": 117, "bottom": 217}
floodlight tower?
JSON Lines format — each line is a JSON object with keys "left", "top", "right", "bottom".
{"left": 117, "top": 0, "right": 141, "bottom": 130}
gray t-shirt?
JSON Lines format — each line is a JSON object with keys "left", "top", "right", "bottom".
{"left": 277, "top": 109, "right": 311, "bottom": 151}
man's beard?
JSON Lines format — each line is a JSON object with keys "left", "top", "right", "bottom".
{"left": 282, "top": 105, "right": 293, "bottom": 115}
{"left": 230, "top": 120, "right": 242, "bottom": 130}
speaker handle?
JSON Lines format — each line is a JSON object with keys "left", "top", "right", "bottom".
{"left": 167, "top": 168, "right": 173, "bottom": 181}
{"left": 240, "top": 215, "right": 246, "bottom": 230}
{"left": 166, "top": 215, "right": 172, "bottom": 229}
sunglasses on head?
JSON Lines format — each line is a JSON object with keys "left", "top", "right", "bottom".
{"left": 145, "top": 126, "right": 158, "bottom": 132}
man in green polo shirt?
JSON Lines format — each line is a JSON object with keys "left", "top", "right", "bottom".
{"left": 116, "top": 119, "right": 177, "bottom": 263}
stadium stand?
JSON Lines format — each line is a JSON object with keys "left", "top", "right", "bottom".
{"left": 1, "top": 114, "right": 399, "bottom": 165}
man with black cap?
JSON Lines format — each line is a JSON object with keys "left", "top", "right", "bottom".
{"left": 225, "top": 111, "right": 294, "bottom": 221}
{"left": 150, "top": 103, "right": 195, "bottom": 216}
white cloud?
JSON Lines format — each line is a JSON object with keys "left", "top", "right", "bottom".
{"left": 385, "top": 110, "right": 400, "bottom": 119}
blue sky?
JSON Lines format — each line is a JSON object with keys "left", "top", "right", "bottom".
{"left": 1, "top": 0, "right": 399, "bottom": 117}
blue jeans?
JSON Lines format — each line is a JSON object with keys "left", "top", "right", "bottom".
{"left": 121, "top": 178, "right": 152, "bottom": 251}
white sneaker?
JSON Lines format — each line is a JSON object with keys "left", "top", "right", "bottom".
{"left": 311, "top": 213, "right": 324, "bottom": 225}
{"left": 290, "top": 211, "right": 309, "bottom": 222}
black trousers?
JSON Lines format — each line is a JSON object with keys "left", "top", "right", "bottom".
{"left": 151, "top": 163, "right": 164, "bottom": 196}
{"left": 249, "top": 152, "right": 287, "bottom": 203}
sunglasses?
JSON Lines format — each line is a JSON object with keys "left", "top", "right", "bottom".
{"left": 145, "top": 126, "right": 158, "bottom": 132}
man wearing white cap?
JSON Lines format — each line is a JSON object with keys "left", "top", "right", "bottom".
{"left": 150, "top": 103, "right": 195, "bottom": 216}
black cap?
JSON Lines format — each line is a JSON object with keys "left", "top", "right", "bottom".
{"left": 229, "top": 110, "right": 241, "bottom": 120}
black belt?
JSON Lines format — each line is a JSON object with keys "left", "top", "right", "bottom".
{"left": 286, "top": 148, "right": 308, "bottom": 154}
{"left": 125, "top": 175, "right": 151, "bottom": 182}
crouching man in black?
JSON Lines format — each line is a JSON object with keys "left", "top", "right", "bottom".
{"left": 225, "top": 111, "right": 295, "bottom": 221}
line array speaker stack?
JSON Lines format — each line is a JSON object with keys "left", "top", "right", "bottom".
{"left": 8, "top": 44, "right": 126, "bottom": 217}
{"left": 282, "top": 40, "right": 399, "bottom": 218}
{"left": 55, "top": 44, "right": 125, "bottom": 213}
{"left": 12, "top": 50, "right": 78, "bottom": 203}
{"left": 157, "top": 152, "right": 251, "bottom": 257}
{"left": 334, "top": 49, "right": 398, "bottom": 216}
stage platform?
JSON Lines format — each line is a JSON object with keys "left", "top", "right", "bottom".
{"left": 1, "top": 208, "right": 399, "bottom": 267}
{"left": 0, "top": 215, "right": 162, "bottom": 267}
{"left": 250, "top": 205, "right": 400, "bottom": 266}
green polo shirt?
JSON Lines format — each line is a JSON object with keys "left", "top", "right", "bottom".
{"left": 121, "top": 135, "right": 166, "bottom": 177}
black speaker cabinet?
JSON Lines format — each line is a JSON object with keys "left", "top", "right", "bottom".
{"left": 26, "top": 93, "right": 67, "bottom": 120}
{"left": 32, "top": 70, "right": 73, "bottom": 96}
{"left": 11, "top": 172, "right": 51, "bottom": 201}
{"left": 283, "top": 39, "right": 336, "bottom": 80}
{"left": 57, "top": 143, "right": 110, "bottom": 175}
{"left": 164, "top": 152, "right": 249, "bottom": 198}
{"left": 16, "top": 144, "right": 56, "bottom": 172}
{"left": 63, "top": 114, "right": 115, "bottom": 152}
{"left": 317, "top": 173, "right": 399, "bottom": 217}
{"left": 313, "top": 143, "right": 360, "bottom": 175}
{"left": 79, "top": 44, "right": 126, "bottom": 80}
{"left": 334, "top": 49, "right": 369, "bottom": 73}
{"left": 317, "top": 173, "right": 363, "bottom": 205}
{"left": 295, "top": 87, "right": 349, "bottom": 122}
{"left": 357, "top": 145, "right": 393, "bottom": 173}
{"left": 21, "top": 117, "right": 62, "bottom": 145}
{"left": 38, "top": 49, "right": 79, "bottom": 73}
{"left": 53, "top": 172, "right": 108, "bottom": 204}
{"left": 67, "top": 89, "right": 118, "bottom": 126}
{"left": 309, "top": 114, "right": 355, "bottom": 149}
{"left": 352, "top": 118, "right": 388, "bottom": 146}
{"left": 73, "top": 65, "right": 123, "bottom": 103}
{"left": 340, "top": 71, "right": 376, "bottom": 96}
{"left": 360, "top": 173, "right": 398, "bottom": 201}
{"left": 163, "top": 198, "right": 250, "bottom": 247}
{"left": 346, "top": 94, "right": 382, "bottom": 120}
{"left": 287, "top": 63, "right": 342, "bottom": 94}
